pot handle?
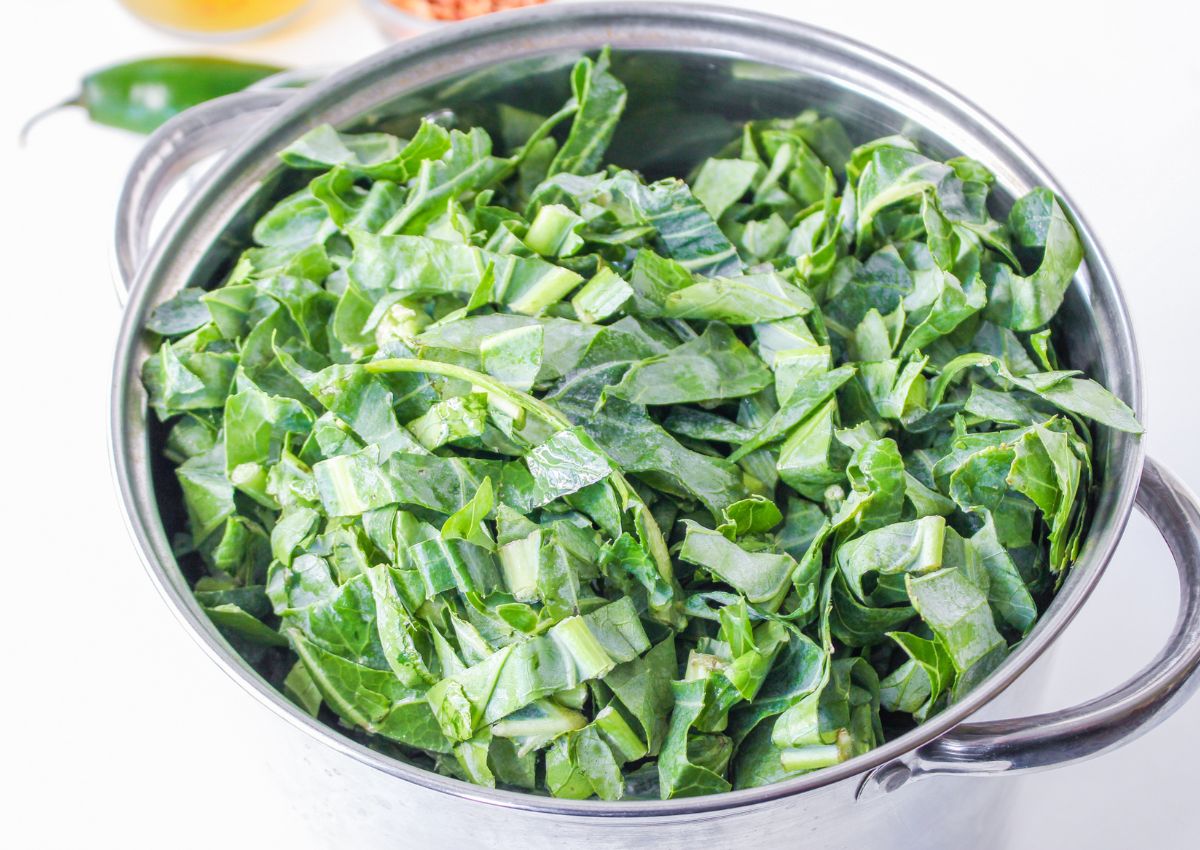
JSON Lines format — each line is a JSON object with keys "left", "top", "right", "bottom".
{"left": 112, "top": 87, "right": 296, "bottom": 303}
{"left": 859, "top": 455, "right": 1200, "bottom": 798}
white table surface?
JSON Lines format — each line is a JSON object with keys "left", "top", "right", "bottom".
{"left": 4, "top": 1, "right": 1198, "bottom": 847}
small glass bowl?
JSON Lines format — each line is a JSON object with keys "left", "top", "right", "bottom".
{"left": 118, "top": 0, "right": 313, "bottom": 42}
{"left": 360, "top": 0, "right": 555, "bottom": 41}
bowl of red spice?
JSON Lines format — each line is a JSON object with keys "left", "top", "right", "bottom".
{"left": 361, "top": 0, "right": 554, "bottom": 38}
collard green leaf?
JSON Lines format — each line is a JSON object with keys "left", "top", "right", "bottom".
{"left": 719, "top": 495, "right": 784, "bottom": 539}
{"left": 290, "top": 629, "right": 449, "bottom": 752}
{"left": 658, "top": 678, "right": 733, "bottom": 798}
{"left": 1011, "top": 372, "right": 1142, "bottom": 434}
{"left": 662, "top": 272, "right": 815, "bottom": 324}
{"left": 727, "top": 366, "right": 855, "bottom": 462}
{"left": 524, "top": 204, "right": 585, "bottom": 258}
{"left": 284, "top": 660, "right": 323, "bottom": 716}
{"left": 548, "top": 48, "right": 627, "bottom": 177}
{"left": 900, "top": 265, "right": 986, "bottom": 356}
{"left": 479, "top": 323, "right": 544, "bottom": 392}
{"left": 176, "top": 444, "right": 236, "bottom": 543}
{"left": 572, "top": 267, "right": 633, "bottom": 323}
{"left": 678, "top": 522, "right": 797, "bottom": 607}
{"left": 546, "top": 365, "right": 750, "bottom": 516}
{"left": 407, "top": 394, "right": 488, "bottom": 451}
{"left": 380, "top": 127, "right": 508, "bottom": 236}
{"left": 881, "top": 631, "right": 954, "bottom": 719}
{"left": 427, "top": 598, "right": 649, "bottom": 740}
{"left": 441, "top": 478, "right": 495, "bottom": 550}
{"left": 692, "top": 158, "right": 759, "bottom": 219}
{"left": 223, "top": 380, "right": 314, "bottom": 505}
{"left": 205, "top": 602, "right": 289, "bottom": 647}
{"left": 906, "top": 567, "right": 1007, "bottom": 674}
{"left": 144, "top": 333, "right": 238, "bottom": 419}
{"left": 602, "top": 323, "right": 771, "bottom": 406}
{"left": 836, "top": 516, "right": 946, "bottom": 602}
{"left": 282, "top": 573, "right": 388, "bottom": 668}
{"left": 984, "top": 189, "right": 1084, "bottom": 332}
{"left": 146, "top": 288, "right": 211, "bottom": 336}
{"left": 310, "top": 168, "right": 405, "bottom": 233}
{"left": 525, "top": 428, "right": 614, "bottom": 507}
{"left": 363, "top": 564, "right": 437, "bottom": 686}
{"left": 606, "top": 171, "right": 742, "bottom": 277}
{"left": 772, "top": 656, "right": 880, "bottom": 770}
{"left": 281, "top": 121, "right": 451, "bottom": 182}
{"left": 970, "top": 515, "right": 1037, "bottom": 634}
{"left": 626, "top": 248, "right": 694, "bottom": 316}
{"left": 349, "top": 231, "right": 582, "bottom": 316}
{"left": 823, "top": 247, "right": 913, "bottom": 331}
{"left": 830, "top": 438, "right": 906, "bottom": 532}
{"left": 663, "top": 407, "right": 755, "bottom": 444}
{"left": 251, "top": 187, "right": 333, "bottom": 249}
{"left": 604, "top": 638, "right": 677, "bottom": 756}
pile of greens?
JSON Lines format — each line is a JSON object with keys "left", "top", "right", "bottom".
{"left": 142, "top": 49, "right": 1141, "bottom": 800}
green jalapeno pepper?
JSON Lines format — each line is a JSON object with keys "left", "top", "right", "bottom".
{"left": 22, "top": 56, "right": 285, "bottom": 142}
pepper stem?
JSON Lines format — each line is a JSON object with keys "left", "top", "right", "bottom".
{"left": 19, "top": 94, "right": 83, "bottom": 146}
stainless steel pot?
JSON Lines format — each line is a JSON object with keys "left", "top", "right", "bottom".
{"left": 108, "top": 5, "right": 1200, "bottom": 848}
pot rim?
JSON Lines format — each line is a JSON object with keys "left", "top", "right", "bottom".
{"left": 109, "top": 1, "right": 1145, "bottom": 817}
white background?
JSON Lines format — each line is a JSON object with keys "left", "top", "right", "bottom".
{"left": 3, "top": 1, "right": 1199, "bottom": 847}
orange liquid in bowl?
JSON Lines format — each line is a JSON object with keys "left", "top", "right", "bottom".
{"left": 120, "top": 0, "right": 309, "bottom": 35}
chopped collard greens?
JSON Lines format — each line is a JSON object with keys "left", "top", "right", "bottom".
{"left": 143, "top": 49, "right": 1141, "bottom": 799}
